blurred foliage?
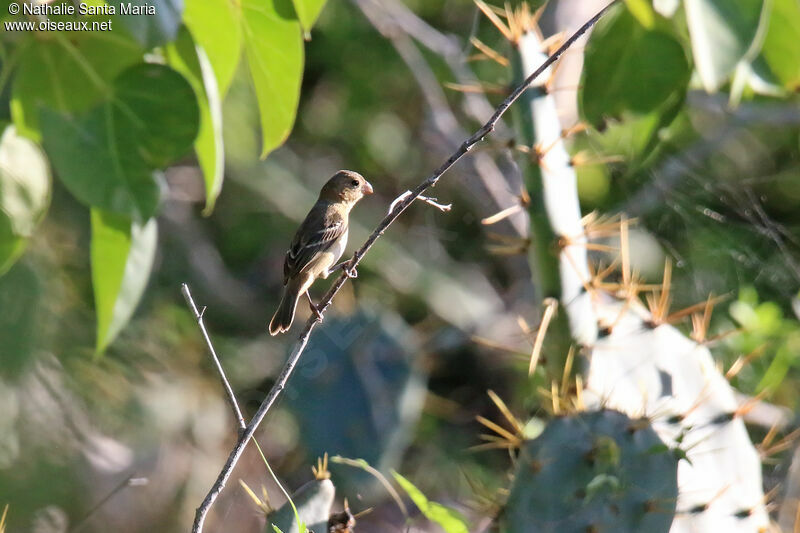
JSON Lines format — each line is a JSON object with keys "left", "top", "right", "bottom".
{"left": 0, "top": 0, "right": 799, "bottom": 531}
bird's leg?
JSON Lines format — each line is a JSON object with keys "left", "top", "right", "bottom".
{"left": 330, "top": 259, "right": 358, "bottom": 279}
{"left": 305, "top": 291, "right": 324, "bottom": 322}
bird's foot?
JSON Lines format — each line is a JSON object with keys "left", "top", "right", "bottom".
{"left": 343, "top": 262, "right": 358, "bottom": 279}
{"left": 331, "top": 259, "right": 358, "bottom": 279}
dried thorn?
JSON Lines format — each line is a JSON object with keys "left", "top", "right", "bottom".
{"left": 561, "top": 346, "right": 575, "bottom": 401}
{"left": 481, "top": 204, "right": 524, "bottom": 225}
{"left": 474, "top": 1, "right": 514, "bottom": 41}
{"left": 239, "top": 480, "right": 272, "bottom": 515}
{"left": 470, "top": 36, "right": 509, "bottom": 66}
{"left": 486, "top": 243, "right": 530, "bottom": 256}
{"left": 665, "top": 295, "right": 727, "bottom": 325}
{"left": 726, "top": 346, "right": 767, "bottom": 380}
{"left": 487, "top": 389, "right": 525, "bottom": 435}
{"left": 571, "top": 151, "right": 625, "bottom": 167}
{"left": 471, "top": 335, "right": 528, "bottom": 358}
{"left": 529, "top": 298, "right": 558, "bottom": 376}
{"left": 551, "top": 380, "right": 560, "bottom": 415}
{"left": 443, "top": 81, "right": 508, "bottom": 95}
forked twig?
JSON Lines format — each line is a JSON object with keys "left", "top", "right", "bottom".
{"left": 191, "top": 3, "right": 619, "bottom": 531}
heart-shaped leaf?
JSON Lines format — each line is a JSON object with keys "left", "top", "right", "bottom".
{"left": 183, "top": 0, "right": 242, "bottom": 97}
{"left": 291, "top": 0, "right": 327, "bottom": 34}
{"left": 580, "top": 7, "right": 690, "bottom": 127}
{"left": 11, "top": 32, "right": 142, "bottom": 140}
{"left": 40, "top": 63, "right": 199, "bottom": 218}
{"left": 242, "top": 0, "right": 304, "bottom": 158}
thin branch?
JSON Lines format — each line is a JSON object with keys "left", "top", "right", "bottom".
{"left": 191, "top": 3, "right": 618, "bottom": 531}
{"left": 182, "top": 283, "right": 247, "bottom": 433}
{"left": 70, "top": 473, "right": 148, "bottom": 533}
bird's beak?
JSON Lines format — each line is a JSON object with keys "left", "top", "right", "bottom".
{"left": 363, "top": 181, "right": 374, "bottom": 195}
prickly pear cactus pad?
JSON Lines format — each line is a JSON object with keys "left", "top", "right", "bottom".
{"left": 267, "top": 479, "right": 335, "bottom": 533}
{"left": 503, "top": 409, "right": 678, "bottom": 533}
{"left": 584, "top": 298, "right": 770, "bottom": 532}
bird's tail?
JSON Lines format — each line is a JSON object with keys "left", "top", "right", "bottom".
{"left": 269, "top": 285, "right": 300, "bottom": 336}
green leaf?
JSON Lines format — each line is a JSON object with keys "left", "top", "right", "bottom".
{"left": 184, "top": 0, "right": 242, "bottom": 96}
{"left": 109, "top": 0, "right": 183, "bottom": 48}
{"left": 241, "top": 0, "right": 304, "bottom": 158}
{"left": 625, "top": 0, "right": 656, "bottom": 28}
{"left": 760, "top": 0, "right": 800, "bottom": 89}
{"left": 392, "top": 471, "right": 469, "bottom": 533}
{"left": 291, "top": 0, "right": 327, "bottom": 34}
{"left": 684, "top": 0, "right": 765, "bottom": 91}
{"left": 91, "top": 208, "right": 157, "bottom": 352}
{"left": 40, "top": 63, "right": 199, "bottom": 218}
{"left": 114, "top": 64, "right": 200, "bottom": 167}
{"left": 166, "top": 29, "right": 225, "bottom": 214}
{"left": 580, "top": 8, "right": 690, "bottom": 127}
{"left": 10, "top": 32, "right": 142, "bottom": 140}
{"left": 0, "top": 125, "right": 51, "bottom": 274}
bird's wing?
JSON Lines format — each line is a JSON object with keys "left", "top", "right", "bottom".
{"left": 284, "top": 205, "right": 346, "bottom": 282}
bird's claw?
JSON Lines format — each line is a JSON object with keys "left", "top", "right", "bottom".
{"left": 343, "top": 263, "right": 358, "bottom": 279}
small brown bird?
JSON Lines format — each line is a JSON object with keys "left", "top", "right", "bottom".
{"left": 269, "top": 170, "right": 373, "bottom": 335}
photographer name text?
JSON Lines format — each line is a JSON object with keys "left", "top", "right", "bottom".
{"left": 22, "top": 2, "right": 155, "bottom": 16}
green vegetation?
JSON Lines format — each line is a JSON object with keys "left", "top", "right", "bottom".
{"left": 1, "top": 0, "right": 800, "bottom": 531}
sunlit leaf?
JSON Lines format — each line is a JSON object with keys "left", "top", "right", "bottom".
{"left": 40, "top": 64, "right": 199, "bottom": 218}
{"left": 684, "top": 0, "right": 765, "bottom": 91}
{"left": 183, "top": 0, "right": 242, "bottom": 96}
{"left": 166, "top": 29, "right": 225, "bottom": 215}
{"left": 291, "top": 0, "right": 327, "bottom": 34}
{"left": 0, "top": 125, "right": 51, "bottom": 274}
{"left": 760, "top": 0, "right": 800, "bottom": 89}
{"left": 241, "top": 0, "right": 304, "bottom": 158}
{"left": 624, "top": 0, "right": 655, "bottom": 28}
{"left": 10, "top": 32, "right": 141, "bottom": 140}
{"left": 392, "top": 471, "right": 469, "bottom": 533}
{"left": 91, "top": 208, "right": 157, "bottom": 352}
{"left": 580, "top": 7, "right": 690, "bottom": 127}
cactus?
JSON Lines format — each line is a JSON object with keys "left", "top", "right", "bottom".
{"left": 584, "top": 296, "right": 771, "bottom": 532}
{"left": 476, "top": 4, "right": 770, "bottom": 533}
{"left": 266, "top": 478, "right": 335, "bottom": 533}
{"left": 503, "top": 409, "right": 678, "bottom": 533}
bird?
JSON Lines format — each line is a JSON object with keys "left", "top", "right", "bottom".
{"left": 269, "top": 170, "right": 373, "bottom": 336}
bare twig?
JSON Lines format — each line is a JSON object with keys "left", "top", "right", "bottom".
{"left": 388, "top": 190, "right": 452, "bottom": 214}
{"left": 191, "top": 3, "right": 618, "bottom": 531}
{"left": 70, "top": 473, "right": 148, "bottom": 533}
{"left": 182, "top": 283, "right": 247, "bottom": 433}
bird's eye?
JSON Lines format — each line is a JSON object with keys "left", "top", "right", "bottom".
{"left": 351, "top": 179, "right": 359, "bottom": 187}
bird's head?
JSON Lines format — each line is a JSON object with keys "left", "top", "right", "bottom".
{"left": 319, "top": 170, "right": 373, "bottom": 205}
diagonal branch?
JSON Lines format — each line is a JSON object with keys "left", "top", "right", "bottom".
{"left": 191, "top": 3, "right": 618, "bottom": 531}
{"left": 182, "top": 283, "right": 247, "bottom": 433}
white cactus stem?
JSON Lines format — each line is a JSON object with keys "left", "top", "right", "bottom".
{"left": 515, "top": 31, "right": 598, "bottom": 346}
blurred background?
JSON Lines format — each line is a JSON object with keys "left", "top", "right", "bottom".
{"left": 2, "top": 0, "right": 800, "bottom": 531}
